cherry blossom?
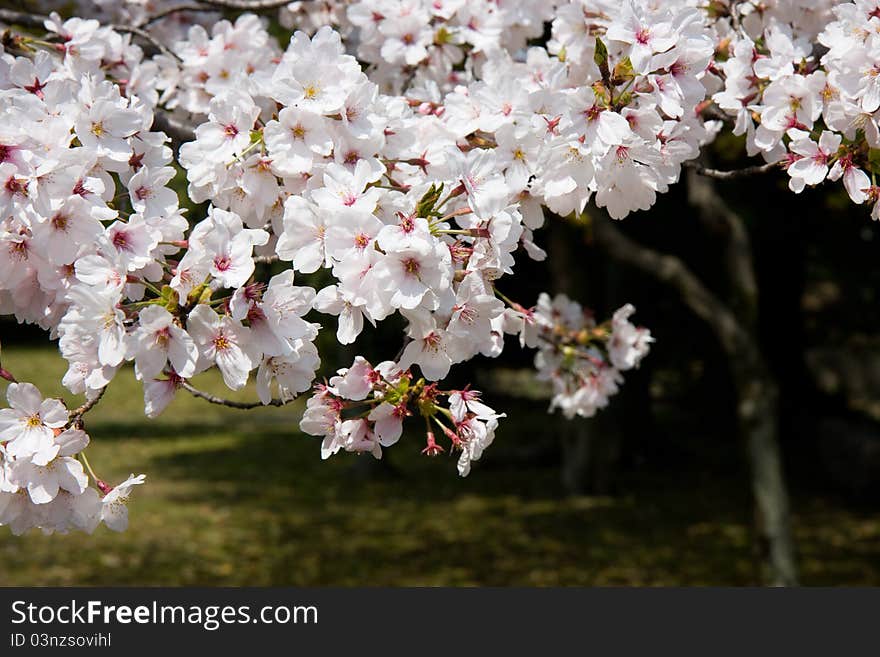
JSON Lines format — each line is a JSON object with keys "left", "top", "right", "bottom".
{"left": 27, "top": 0, "right": 880, "bottom": 535}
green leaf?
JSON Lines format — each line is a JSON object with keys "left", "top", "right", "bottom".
{"left": 612, "top": 57, "right": 634, "bottom": 86}
{"left": 416, "top": 183, "right": 444, "bottom": 218}
{"left": 161, "top": 285, "right": 180, "bottom": 312}
{"left": 197, "top": 286, "right": 214, "bottom": 306}
{"left": 435, "top": 26, "right": 452, "bottom": 46}
{"left": 594, "top": 37, "right": 611, "bottom": 86}
{"left": 594, "top": 37, "right": 608, "bottom": 70}
{"left": 186, "top": 283, "right": 209, "bottom": 308}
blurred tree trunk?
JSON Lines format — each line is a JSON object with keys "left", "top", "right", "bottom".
{"left": 686, "top": 169, "right": 797, "bottom": 585}
{"left": 593, "top": 189, "right": 798, "bottom": 585}
{"left": 548, "top": 219, "right": 620, "bottom": 495}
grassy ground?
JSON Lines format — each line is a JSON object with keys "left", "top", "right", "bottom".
{"left": 0, "top": 346, "right": 878, "bottom": 585}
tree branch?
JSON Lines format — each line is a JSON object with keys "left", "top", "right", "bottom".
{"left": 684, "top": 160, "right": 781, "bottom": 180}
{"left": 728, "top": 0, "right": 743, "bottom": 31}
{"left": 68, "top": 386, "right": 107, "bottom": 425}
{"left": 140, "top": 0, "right": 299, "bottom": 26}
{"left": 140, "top": 4, "right": 220, "bottom": 27}
{"left": 111, "top": 24, "right": 181, "bottom": 61}
{"left": 0, "top": 8, "right": 180, "bottom": 62}
{"left": 180, "top": 380, "right": 290, "bottom": 409}
{"left": 190, "top": 0, "right": 296, "bottom": 9}
{"left": 699, "top": 103, "right": 735, "bottom": 126}
{"left": 591, "top": 208, "right": 797, "bottom": 585}
{"left": 0, "top": 8, "right": 45, "bottom": 29}
{"left": 591, "top": 211, "right": 750, "bottom": 358}
{"left": 686, "top": 165, "right": 759, "bottom": 329}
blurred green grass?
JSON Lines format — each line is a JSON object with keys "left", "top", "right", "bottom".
{"left": 0, "top": 346, "right": 878, "bottom": 585}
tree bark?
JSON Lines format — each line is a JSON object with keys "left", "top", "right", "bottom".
{"left": 734, "top": 374, "right": 797, "bottom": 585}
{"left": 686, "top": 169, "right": 798, "bottom": 585}
{"left": 593, "top": 210, "right": 798, "bottom": 585}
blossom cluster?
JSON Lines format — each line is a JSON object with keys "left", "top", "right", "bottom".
{"left": 529, "top": 295, "right": 652, "bottom": 419}
{"left": 47, "top": 0, "right": 880, "bottom": 535}
{"left": 278, "top": 0, "right": 880, "bottom": 222}
{"left": 0, "top": 382, "right": 143, "bottom": 535}
{"left": 171, "top": 24, "right": 535, "bottom": 384}
{"left": 0, "top": 13, "right": 321, "bottom": 533}
{"left": 54, "top": 0, "right": 880, "bottom": 222}
{"left": 712, "top": 1, "right": 880, "bottom": 218}
{"left": 147, "top": 0, "right": 722, "bottom": 221}
{"left": 344, "top": 0, "right": 553, "bottom": 94}
{"left": 301, "top": 356, "right": 503, "bottom": 476}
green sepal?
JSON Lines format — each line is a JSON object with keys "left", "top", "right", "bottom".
{"left": 594, "top": 37, "right": 611, "bottom": 87}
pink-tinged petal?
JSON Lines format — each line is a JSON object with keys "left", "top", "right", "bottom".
{"left": 844, "top": 167, "right": 871, "bottom": 204}
{"left": 144, "top": 379, "right": 177, "bottom": 419}
{"left": 862, "top": 79, "right": 880, "bottom": 114}
{"left": 168, "top": 330, "right": 198, "bottom": 379}
{"left": 818, "top": 131, "right": 841, "bottom": 154}
{"left": 337, "top": 307, "right": 363, "bottom": 345}
{"left": 596, "top": 111, "right": 633, "bottom": 146}
{"left": 55, "top": 428, "right": 90, "bottom": 457}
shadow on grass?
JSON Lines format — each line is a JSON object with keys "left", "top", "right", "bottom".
{"left": 2, "top": 416, "right": 877, "bottom": 585}
{"left": 134, "top": 427, "right": 762, "bottom": 585}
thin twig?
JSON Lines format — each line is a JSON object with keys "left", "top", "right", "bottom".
{"left": 190, "top": 0, "right": 296, "bottom": 10}
{"left": 728, "top": 0, "right": 746, "bottom": 32}
{"left": 0, "top": 8, "right": 181, "bottom": 62}
{"left": 684, "top": 160, "right": 780, "bottom": 180}
{"left": 140, "top": 3, "right": 219, "bottom": 27}
{"left": 180, "top": 380, "right": 290, "bottom": 409}
{"left": 0, "top": 338, "right": 16, "bottom": 383}
{"left": 0, "top": 8, "right": 46, "bottom": 29}
{"left": 142, "top": 0, "right": 297, "bottom": 26}
{"left": 254, "top": 254, "right": 279, "bottom": 265}
{"left": 111, "top": 24, "right": 181, "bottom": 61}
{"left": 68, "top": 386, "right": 108, "bottom": 425}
